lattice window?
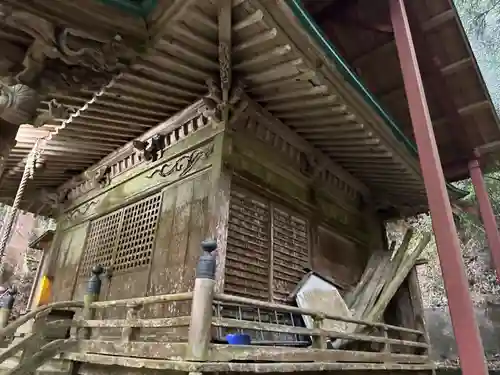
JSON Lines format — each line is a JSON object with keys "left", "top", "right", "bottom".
{"left": 78, "top": 211, "right": 122, "bottom": 278}
{"left": 114, "top": 194, "right": 162, "bottom": 272}
{"left": 78, "top": 193, "right": 162, "bottom": 278}
{"left": 272, "top": 207, "right": 309, "bottom": 302}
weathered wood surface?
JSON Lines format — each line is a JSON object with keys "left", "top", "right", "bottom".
{"left": 0, "top": 301, "right": 83, "bottom": 339}
{"left": 0, "top": 334, "right": 35, "bottom": 364}
{"left": 67, "top": 340, "right": 429, "bottom": 363}
{"left": 76, "top": 316, "right": 190, "bottom": 328}
{"left": 208, "top": 344, "right": 429, "bottom": 363}
{"left": 89, "top": 292, "right": 193, "bottom": 308}
{"left": 214, "top": 293, "right": 425, "bottom": 335}
{"left": 211, "top": 317, "right": 427, "bottom": 349}
{"left": 186, "top": 277, "right": 215, "bottom": 361}
{"left": 64, "top": 352, "right": 435, "bottom": 372}
{"left": 6, "top": 339, "right": 76, "bottom": 375}
{"left": 72, "top": 340, "right": 186, "bottom": 360}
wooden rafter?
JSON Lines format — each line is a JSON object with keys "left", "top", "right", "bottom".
{"left": 405, "top": 7, "right": 470, "bottom": 158}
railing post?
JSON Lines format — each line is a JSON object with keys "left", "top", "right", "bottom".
{"left": 80, "top": 265, "right": 103, "bottom": 339}
{"left": 381, "top": 327, "right": 391, "bottom": 354}
{"left": 0, "top": 287, "right": 16, "bottom": 328}
{"left": 311, "top": 315, "right": 326, "bottom": 349}
{"left": 122, "top": 303, "right": 142, "bottom": 342}
{"left": 186, "top": 240, "right": 217, "bottom": 361}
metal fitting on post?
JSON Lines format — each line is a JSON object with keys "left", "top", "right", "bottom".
{"left": 81, "top": 265, "right": 103, "bottom": 339}
{"left": 87, "top": 265, "right": 104, "bottom": 296}
{"left": 196, "top": 240, "right": 217, "bottom": 280}
{"left": 0, "top": 286, "right": 17, "bottom": 328}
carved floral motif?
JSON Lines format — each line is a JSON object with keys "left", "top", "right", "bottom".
{"left": 0, "top": 5, "right": 134, "bottom": 90}
{"left": 0, "top": 4, "right": 137, "bottom": 127}
{"left": 146, "top": 145, "right": 213, "bottom": 179}
{"left": 0, "top": 83, "right": 41, "bottom": 125}
{"left": 65, "top": 200, "right": 97, "bottom": 222}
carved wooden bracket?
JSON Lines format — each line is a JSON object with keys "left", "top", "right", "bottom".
{"left": 93, "top": 165, "right": 112, "bottom": 187}
{"left": 0, "top": 83, "right": 41, "bottom": 126}
{"left": 203, "top": 78, "right": 245, "bottom": 124}
{"left": 133, "top": 134, "right": 166, "bottom": 162}
{"left": 0, "top": 4, "right": 137, "bottom": 95}
{"left": 33, "top": 99, "right": 71, "bottom": 128}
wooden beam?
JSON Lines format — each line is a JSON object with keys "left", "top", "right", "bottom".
{"left": 352, "top": 8, "right": 456, "bottom": 65}
{"left": 405, "top": 7, "right": 470, "bottom": 157}
{"left": 149, "top": 0, "right": 198, "bottom": 45}
{"left": 421, "top": 9, "right": 455, "bottom": 31}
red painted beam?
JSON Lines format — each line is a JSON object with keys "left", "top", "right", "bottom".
{"left": 469, "top": 158, "right": 500, "bottom": 282}
{"left": 389, "top": 1, "right": 488, "bottom": 374}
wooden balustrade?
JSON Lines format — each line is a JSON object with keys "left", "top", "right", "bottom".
{"left": 0, "top": 239, "right": 434, "bottom": 373}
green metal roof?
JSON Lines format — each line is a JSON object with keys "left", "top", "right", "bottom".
{"left": 97, "top": 0, "right": 157, "bottom": 17}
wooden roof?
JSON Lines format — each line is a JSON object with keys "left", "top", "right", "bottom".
{"left": 0, "top": 0, "right": 483, "bottom": 217}
{"left": 28, "top": 229, "right": 55, "bottom": 250}
{"left": 302, "top": 0, "right": 500, "bottom": 181}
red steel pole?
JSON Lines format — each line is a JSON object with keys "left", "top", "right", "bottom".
{"left": 389, "top": 1, "right": 488, "bottom": 374}
{"left": 469, "top": 158, "right": 500, "bottom": 282}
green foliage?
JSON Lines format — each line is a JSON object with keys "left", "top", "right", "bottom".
{"left": 389, "top": 2, "right": 500, "bottom": 307}
{"left": 454, "top": 0, "right": 500, "bottom": 110}
{"left": 452, "top": 0, "right": 500, "bottom": 244}
{"left": 452, "top": 172, "right": 500, "bottom": 249}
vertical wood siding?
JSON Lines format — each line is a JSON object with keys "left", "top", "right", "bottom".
{"left": 272, "top": 207, "right": 309, "bottom": 302}
{"left": 225, "top": 189, "right": 271, "bottom": 300}
{"left": 224, "top": 185, "right": 310, "bottom": 302}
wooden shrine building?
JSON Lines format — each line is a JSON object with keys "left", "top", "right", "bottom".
{"left": 0, "top": 1, "right": 498, "bottom": 375}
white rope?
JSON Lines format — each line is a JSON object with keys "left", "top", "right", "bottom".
{"left": 0, "top": 139, "right": 42, "bottom": 276}
{"left": 48, "top": 74, "right": 122, "bottom": 140}
{"left": 0, "top": 73, "right": 122, "bottom": 275}
{"left": 6, "top": 73, "right": 122, "bottom": 176}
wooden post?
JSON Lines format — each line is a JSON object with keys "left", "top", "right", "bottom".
{"left": 122, "top": 303, "right": 142, "bottom": 342}
{"left": 80, "top": 265, "right": 103, "bottom": 339}
{"left": 186, "top": 240, "right": 217, "bottom": 361}
{"left": 311, "top": 315, "right": 326, "bottom": 349}
{"left": 382, "top": 327, "right": 391, "bottom": 354}
{"left": 0, "top": 287, "right": 16, "bottom": 328}
{"left": 390, "top": 0, "right": 488, "bottom": 373}
{"left": 469, "top": 158, "right": 500, "bottom": 282}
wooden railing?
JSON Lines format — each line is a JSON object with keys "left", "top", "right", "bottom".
{"left": 210, "top": 294, "right": 429, "bottom": 364}
{"left": 0, "top": 240, "right": 435, "bottom": 373}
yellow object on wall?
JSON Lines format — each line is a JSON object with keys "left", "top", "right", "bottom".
{"left": 35, "top": 275, "right": 52, "bottom": 307}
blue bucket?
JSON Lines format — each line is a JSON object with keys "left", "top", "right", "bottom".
{"left": 226, "top": 333, "right": 251, "bottom": 345}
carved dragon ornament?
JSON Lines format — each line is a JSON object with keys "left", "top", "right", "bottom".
{"left": 0, "top": 3, "right": 137, "bottom": 129}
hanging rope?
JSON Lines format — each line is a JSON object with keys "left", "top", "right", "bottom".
{"left": 0, "top": 73, "right": 122, "bottom": 277}
{"left": 0, "top": 139, "right": 43, "bottom": 276}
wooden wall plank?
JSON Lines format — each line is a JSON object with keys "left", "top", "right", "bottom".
{"left": 52, "top": 222, "right": 89, "bottom": 302}
{"left": 272, "top": 206, "right": 309, "bottom": 302}
{"left": 225, "top": 188, "right": 271, "bottom": 301}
